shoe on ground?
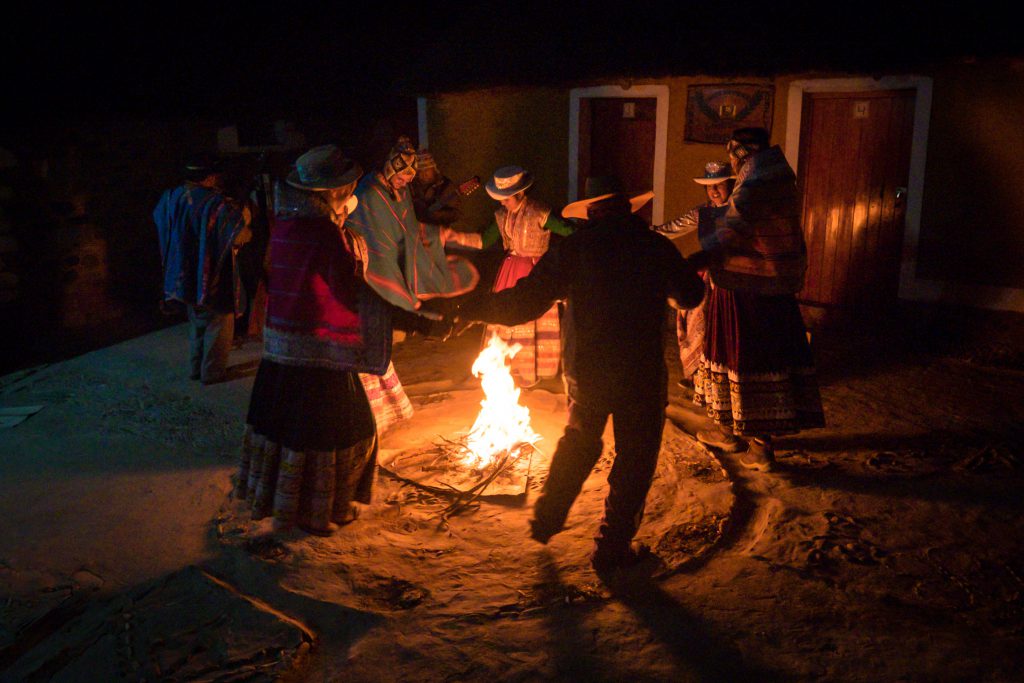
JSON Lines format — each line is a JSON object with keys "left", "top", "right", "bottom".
{"left": 298, "top": 521, "right": 340, "bottom": 537}
{"left": 530, "top": 376, "right": 565, "bottom": 394}
{"left": 738, "top": 438, "right": 775, "bottom": 471}
{"left": 529, "top": 519, "right": 557, "bottom": 545}
{"left": 696, "top": 427, "right": 747, "bottom": 453}
{"left": 591, "top": 542, "right": 654, "bottom": 575}
{"left": 337, "top": 503, "right": 360, "bottom": 526}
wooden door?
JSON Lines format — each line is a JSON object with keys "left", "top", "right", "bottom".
{"left": 797, "top": 90, "right": 915, "bottom": 308}
{"left": 578, "top": 97, "right": 657, "bottom": 223}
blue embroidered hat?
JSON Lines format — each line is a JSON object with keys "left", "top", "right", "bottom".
{"left": 693, "top": 161, "right": 736, "bottom": 185}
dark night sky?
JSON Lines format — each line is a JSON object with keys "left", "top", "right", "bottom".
{"left": 2, "top": 2, "right": 1019, "bottom": 122}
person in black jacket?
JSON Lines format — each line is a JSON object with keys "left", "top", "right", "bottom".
{"left": 454, "top": 177, "right": 704, "bottom": 573}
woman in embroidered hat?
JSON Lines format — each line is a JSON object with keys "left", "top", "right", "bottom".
{"left": 345, "top": 137, "right": 479, "bottom": 433}
{"left": 236, "top": 144, "right": 384, "bottom": 536}
{"left": 653, "top": 161, "right": 736, "bottom": 393}
{"left": 472, "top": 165, "right": 574, "bottom": 388}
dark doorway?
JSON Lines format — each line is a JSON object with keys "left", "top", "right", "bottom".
{"left": 577, "top": 97, "right": 657, "bottom": 224}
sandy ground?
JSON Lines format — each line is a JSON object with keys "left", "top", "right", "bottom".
{"left": 1, "top": 319, "right": 1023, "bottom": 681}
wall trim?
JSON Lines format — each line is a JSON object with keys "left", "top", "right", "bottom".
{"left": 568, "top": 85, "right": 670, "bottom": 225}
{"left": 787, "top": 76, "right": 1024, "bottom": 313}
{"left": 417, "top": 97, "right": 429, "bottom": 150}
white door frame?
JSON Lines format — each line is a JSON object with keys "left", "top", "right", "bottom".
{"left": 787, "top": 76, "right": 1024, "bottom": 312}
{"left": 417, "top": 97, "right": 429, "bottom": 149}
{"left": 568, "top": 85, "right": 670, "bottom": 225}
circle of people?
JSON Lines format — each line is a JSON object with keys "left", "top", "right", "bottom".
{"left": 154, "top": 127, "right": 824, "bottom": 574}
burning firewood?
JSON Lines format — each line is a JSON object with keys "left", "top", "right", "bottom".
{"left": 379, "top": 333, "right": 543, "bottom": 504}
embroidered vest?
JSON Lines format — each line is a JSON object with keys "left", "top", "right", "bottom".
{"left": 495, "top": 197, "right": 551, "bottom": 257}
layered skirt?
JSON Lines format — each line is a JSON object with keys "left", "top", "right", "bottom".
{"left": 486, "top": 254, "right": 561, "bottom": 386}
{"left": 676, "top": 274, "right": 710, "bottom": 381}
{"left": 237, "top": 359, "right": 377, "bottom": 532}
{"left": 693, "top": 286, "right": 825, "bottom": 436}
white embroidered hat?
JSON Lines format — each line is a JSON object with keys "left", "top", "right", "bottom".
{"left": 485, "top": 165, "right": 534, "bottom": 200}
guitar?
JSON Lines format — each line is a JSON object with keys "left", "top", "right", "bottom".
{"left": 428, "top": 175, "right": 481, "bottom": 214}
{"left": 418, "top": 176, "right": 483, "bottom": 248}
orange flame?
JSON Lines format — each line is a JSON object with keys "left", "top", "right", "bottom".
{"left": 463, "top": 332, "right": 540, "bottom": 469}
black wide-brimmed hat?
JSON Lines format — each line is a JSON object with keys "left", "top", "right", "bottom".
{"left": 561, "top": 176, "right": 654, "bottom": 219}
{"left": 184, "top": 152, "right": 222, "bottom": 178}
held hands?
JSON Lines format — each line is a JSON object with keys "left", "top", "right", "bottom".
{"left": 413, "top": 300, "right": 482, "bottom": 341}
{"left": 444, "top": 303, "right": 483, "bottom": 341}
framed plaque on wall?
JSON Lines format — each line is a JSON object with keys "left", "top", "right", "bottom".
{"left": 685, "top": 84, "right": 774, "bottom": 144}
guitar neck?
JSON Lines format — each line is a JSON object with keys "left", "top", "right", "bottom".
{"left": 428, "top": 177, "right": 479, "bottom": 212}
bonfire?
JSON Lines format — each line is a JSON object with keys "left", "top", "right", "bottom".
{"left": 379, "top": 332, "right": 543, "bottom": 518}
{"left": 462, "top": 332, "right": 541, "bottom": 470}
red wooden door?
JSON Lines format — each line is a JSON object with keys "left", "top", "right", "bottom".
{"left": 797, "top": 90, "right": 915, "bottom": 308}
{"left": 578, "top": 97, "right": 657, "bottom": 223}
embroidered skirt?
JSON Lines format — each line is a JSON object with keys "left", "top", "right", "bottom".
{"left": 486, "top": 253, "right": 560, "bottom": 386}
{"left": 238, "top": 359, "right": 378, "bottom": 531}
{"left": 676, "top": 275, "right": 710, "bottom": 380}
{"left": 693, "top": 286, "right": 825, "bottom": 436}
{"left": 359, "top": 361, "right": 414, "bottom": 434}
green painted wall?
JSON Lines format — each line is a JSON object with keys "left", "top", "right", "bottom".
{"left": 425, "top": 87, "right": 569, "bottom": 231}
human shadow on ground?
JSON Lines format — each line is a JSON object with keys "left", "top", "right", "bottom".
{"left": 538, "top": 554, "right": 779, "bottom": 681}
{"left": 606, "top": 573, "right": 787, "bottom": 682}
{"left": 536, "top": 555, "right": 613, "bottom": 681}
{"left": 780, "top": 427, "right": 1023, "bottom": 456}
{"left": 650, "top": 440, "right": 761, "bottom": 580}
{"left": 771, "top": 459, "right": 1022, "bottom": 508}
{"left": 773, "top": 428, "right": 1023, "bottom": 507}
{"left": 0, "top": 558, "right": 379, "bottom": 681}
{"left": 204, "top": 545, "right": 383, "bottom": 658}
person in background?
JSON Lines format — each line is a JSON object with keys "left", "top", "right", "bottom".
{"left": 654, "top": 161, "right": 735, "bottom": 393}
{"left": 234, "top": 153, "right": 276, "bottom": 344}
{"left": 692, "top": 127, "right": 825, "bottom": 471}
{"left": 345, "top": 137, "right": 478, "bottom": 433}
{"left": 452, "top": 177, "right": 704, "bottom": 574}
{"left": 236, "top": 145, "right": 383, "bottom": 536}
{"left": 411, "top": 149, "right": 461, "bottom": 228}
{"left": 154, "top": 153, "right": 251, "bottom": 384}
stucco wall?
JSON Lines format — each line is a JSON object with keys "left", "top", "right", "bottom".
{"left": 426, "top": 64, "right": 1024, "bottom": 303}
{"left": 427, "top": 77, "right": 785, "bottom": 229}
{"left": 917, "top": 60, "right": 1024, "bottom": 289}
{"left": 426, "top": 88, "right": 570, "bottom": 231}
{"left": 645, "top": 76, "right": 784, "bottom": 225}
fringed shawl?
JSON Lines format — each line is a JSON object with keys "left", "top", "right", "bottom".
{"left": 262, "top": 184, "right": 391, "bottom": 374}
{"left": 345, "top": 174, "right": 478, "bottom": 313}
{"left": 698, "top": 146, "right": 807, "bottom": 295}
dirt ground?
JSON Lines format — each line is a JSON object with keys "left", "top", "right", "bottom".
{"left": 1, "top": 311, "right": 1023, "bottom": 681}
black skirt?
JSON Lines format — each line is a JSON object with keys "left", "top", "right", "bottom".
{"left": 245, "top": 358, "right": 376, "bottom": 452}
